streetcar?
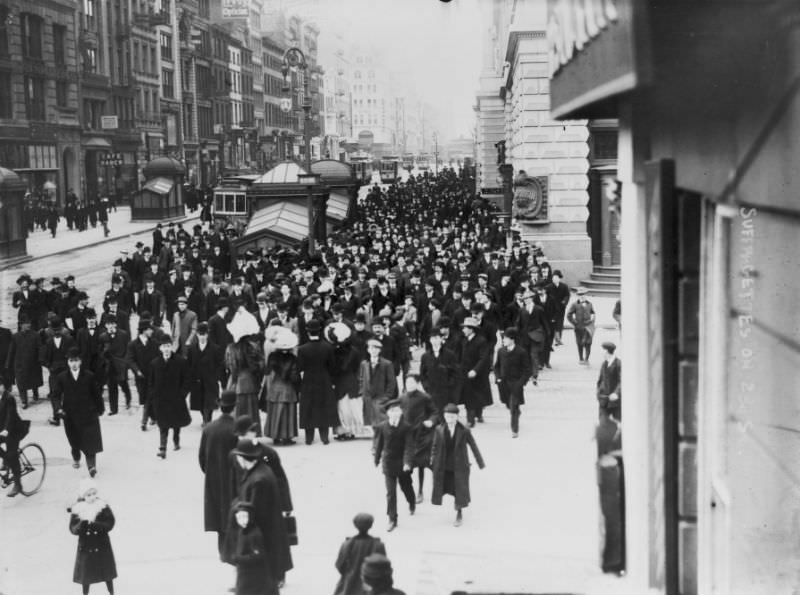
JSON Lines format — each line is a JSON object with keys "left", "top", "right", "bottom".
{"left": 379, "top": 155, "right": 401, "bottom": 184}
{"left": 349, "top": 153, "right": 373, "bottom": 185}
{"left": 416, "top": 153, "right": 431, "bottom": 171}
{"left": 402, "top": 153, "right": 415, "bottom": 171}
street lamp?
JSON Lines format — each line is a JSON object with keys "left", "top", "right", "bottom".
{"left": 297, "top": 172, "right": 321, "bottom": 256}
{"left": 281, "top": 46, "right": 318, "bottom": 255}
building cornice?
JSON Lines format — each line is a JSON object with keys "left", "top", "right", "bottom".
{"left": 504, "top": 30, "right": 545, "bottom": 92}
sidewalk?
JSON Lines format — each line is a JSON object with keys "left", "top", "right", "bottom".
{"left": 18, "top": 206, "right": 199, "bottom": 263}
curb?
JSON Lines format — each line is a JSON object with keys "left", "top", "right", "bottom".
{"left": 8, "top": 213, "right": 199, "bottom": 266}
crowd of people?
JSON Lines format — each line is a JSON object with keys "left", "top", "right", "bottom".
{"left": 0, "top": 165, "right": 623, "bottom": 592}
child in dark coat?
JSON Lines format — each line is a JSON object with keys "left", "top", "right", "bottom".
{"left": 228, "top": 500, "right": 271, "bottom": 595}
{"left": 334, "top": 513, "right": 387, "bottom": 595}
{"left": 68, "top": 479, "right": 117, "bottom": 594}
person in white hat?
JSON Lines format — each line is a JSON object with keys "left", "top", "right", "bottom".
{"left": 458, "top": 318, "right": 492, "bottom": 428}
{"left": 263, "top": 327, "right": 300, "bottom": 445}
{"left": 68, "top": 478, "right": 117, "bottom": 594}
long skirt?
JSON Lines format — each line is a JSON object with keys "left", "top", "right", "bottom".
{"left": 235, "top": 392, "right": 261, "bottom": 436}
{"left": 264, "top": 401, "right": 298, "bottom": 441}
{"left": 337, "top": 396, "right": 364, "bottom": 437}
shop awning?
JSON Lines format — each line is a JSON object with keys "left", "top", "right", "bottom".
{"left": 83, "top": 137, "right": 113, "bottom": 149}
{"left": 326, "top": 192, "right": 349, "bottom": 221}
{"left": 244, "top": 201, "right": 308, "bottom": 242}
{"left": 143, "top": 176, "right": 175, "bottom": 195}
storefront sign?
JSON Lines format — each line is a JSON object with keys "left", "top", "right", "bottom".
{"left": 101, "top": 115, "right": 119, "bottom": 130}
{"left": 221, "top": 0, "right": 248, "bottom": 19}
{"left": 547, "top": 0, "right": 650, "bottom": 120}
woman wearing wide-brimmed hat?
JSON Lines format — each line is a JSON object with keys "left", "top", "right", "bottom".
{"left": 263, "top": 327, "right": 300, "bottom": 444}
{"left": 326, "top": 322, "right": 364, "bottom": 440}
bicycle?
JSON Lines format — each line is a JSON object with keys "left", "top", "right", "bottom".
{"left": 0, "top": 442, "right": 47, "bottom": 496}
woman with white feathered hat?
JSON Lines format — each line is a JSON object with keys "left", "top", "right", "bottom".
{"left": 262, "top": 324, "right": 300, "bottom": 445}
{"left": 225, "top": 298, "right": 265, "bottom": 434}
{"left": 68, "top": 478, "right": 117, "bottom": 594}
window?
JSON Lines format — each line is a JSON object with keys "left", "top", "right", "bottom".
{"left": 84, "top": 47, "right": 97, "bottom": 73}
{"left": 56, "top": 80, "right": 68, "bottom": 107}
{"left": 24, "top": 76, "right": 45, "bottom": 120}
{"left": 53, "top": 24, "right": 67, "bottom": 66}
{"left": 150, "top": 44, "right": 156, "bottom": 73}
{"left": 214, "top": 192, "right": 246, "bottom": 214}
{"left": 368, "top": 70, "right": 374, "bottom": 79}
{"left": 20, "top": 13, "right": 43, "bottom": 59}
{"left": 0, "top": 6, "right": 8, "bottom": 56}
{"left": 199, "top": 0, "right": 209, "bottom": 18}
{"left": 160, "top": 32, "right": 172, "bottom": 61}
{"left": 84, "top": 0, "right": 95, "bottom": 28}
{"left": 0, "top": 70, "right": 11, "bottom": 118}
{"left": 162, "top": 68, "right": 174, "bottom": 98}
{"left": 354, "top": 70, "right": 361, "bottom": 79}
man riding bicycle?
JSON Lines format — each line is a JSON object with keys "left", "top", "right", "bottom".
{"left": 0, "top": 374, "right": 30, "bottom": 497}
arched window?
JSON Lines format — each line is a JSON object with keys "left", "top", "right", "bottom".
{"left": 354, "top": 71, "right": 361, "bottom": 79}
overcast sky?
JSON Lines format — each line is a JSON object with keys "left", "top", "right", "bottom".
{"left": 279, "top": 0, "right": 487, "bottom": 140}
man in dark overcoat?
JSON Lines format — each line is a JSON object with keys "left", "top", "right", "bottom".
{"left": 198, "top": 389, "right": 237, "bottom": 556}
{"left": 373, "top": 399, "right": 416, "bottom": 532}
{"left": 40, "top": 317, "right": 75, "bottom": 425}
{"left": 457, "top": 317, "right": 492, "bottom": 427}
{"left": 597, "top": 342, "right": 622, "bottom": 420}
{"left": 296, "top": 319, "right": 338, "bottom": 444}
{"left": 359, "top": 338, "right": 397, "bottom": 429}
{"left": 493, "top": 327, "right": 531, "bottom": 438}
{"left": 430, "top": 403, "right": 485, "bottom": 527}
{"left": 398, "top": 374, "right": 438, "bottom": 503}
{"left": 137, "top": 276, "right": 166, "bottom": 327}
{"left": 188, "top": 322, "right": 225, "bottom": 424}
{"left": 99, "top": 316, "right": 131, "bottom": 414}
{"left": 51, "top": 348, "right": 104, "bottom": 476}
{"left": 534, "top": 282, "right": 559, "bottom": 368}
{"left": 515, "top": 290, "right": 549, "bottom": 385}
{"left": 148, "top": 334, "right": 192, "bottom": 458}
{"left": 125, "top": 320, "right": 160, "bottom": 431}
{"left": 227, "top": 437, "right": 292, "bottom": 594}
{"left": 5, "top": 315, "right": 43, "bottom": 408}
{"left": 419, "top": 327, "right": 459, "bottom": 416}
{"left": 75, "top": 309, "right": 104, "bottom": 382}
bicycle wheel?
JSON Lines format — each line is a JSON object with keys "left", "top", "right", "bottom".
{"left": 18, "top": 443, "right": 46, "bottom": 496}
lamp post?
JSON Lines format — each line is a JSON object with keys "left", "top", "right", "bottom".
{"left": 433, "top": 132, "right": 439, "bottom": 176}
{"left": 281, "top": 46, "right": 318, "bottom": 255}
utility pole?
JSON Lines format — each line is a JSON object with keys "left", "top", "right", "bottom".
{"left": 433, "top": 132, "right": 439, "bottom": 176}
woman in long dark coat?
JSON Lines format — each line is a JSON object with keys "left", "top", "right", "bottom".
{"left": 226, "top": 336, "right": 264, "bottom": 435}
{"left": 69, "top": 479, "right": 117, "bottom": 594}
{"left": 263, "top": 329, "right": 300, "bottom": 444}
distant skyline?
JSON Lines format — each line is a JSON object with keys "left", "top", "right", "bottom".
{"left": 278, "top": 0, "right": 486, "bottom": 140}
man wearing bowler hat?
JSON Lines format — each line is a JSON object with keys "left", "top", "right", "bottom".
{"left": 430, "top": 403, "right": 485, "bottom": 527}
{"left": 198, "top": 388, "right": 238, "bottom": 556}
{"left": 100, "top": 314, "right": 132, "bottom": 414}
{"left": 40, "top": 317, "right": 75, "bottom": 425}
{"left": 148, "top": 333, "right": 192, "bottom": 458}
{"left": 296, "top": 319, "right": 337, "bottom": 445}
{"left": 188, "top": 321, "right": 225, "bottom": 425}
{"left": 597, "top": 342, "right": 621, "bottom": 420}
{"left": 372, "top": 399, "right": 416, "bottom": 532}
{"left": 494, "top": 327, "right": 531, "bottom": 438}
{"left": 50, "top": 347, "right": 104, "bottom": 477}
{"left": 125, "top": 319, "right": 159, "bottom": 430}
{"left": 225, "top": 436, "right": 291, "bottom": 592}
